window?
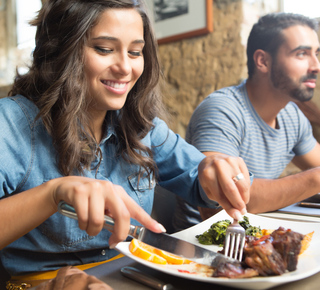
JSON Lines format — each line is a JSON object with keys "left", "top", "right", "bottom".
{"left": 16, "top": 0, "right": 41, "bottom": 48}
{"left": 281, "top": 0, "right": 320, "bottom": 19}
{"left": 16, "top": 0, "right": 41, "bottom": 74}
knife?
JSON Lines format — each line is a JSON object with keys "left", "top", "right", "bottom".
{"left": 301, "top": 193, "right": 320, "bottom": 203}
{"left": 298, "top": 202, "right": 320, "bottom": 209}
{"left": 120, "top": 266, "right": 174, "bottom": 290}
{"left": 58, "top": 201, "right": 236, "bottom": 268}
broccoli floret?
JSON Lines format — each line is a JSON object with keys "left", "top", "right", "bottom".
{"left": 239, "top": 216, "right": 262, "bottom": 237}
{"left": 196, "top": 219, "right": 231, "bottom": 246}
{"left": 196, "top": 231, "right": 214, "bottom": 245}
{"left": 196, "top": 216, "right": 262, "bottom": 245}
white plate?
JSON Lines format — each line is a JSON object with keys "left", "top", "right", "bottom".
{"left": 115, "top": 210, "right": 320, "bottom": 290}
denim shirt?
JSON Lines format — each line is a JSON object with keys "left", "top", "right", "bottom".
{"left": 0, "top": 95, "right": 219, "bottom": 276}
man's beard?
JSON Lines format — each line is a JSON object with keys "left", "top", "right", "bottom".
{"left": 271, "top": 62, "right": 317, "bottom": 102}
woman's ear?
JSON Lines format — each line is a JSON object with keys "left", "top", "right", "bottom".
{"left": 253, "top": 49, "right": 271, "bottom": 74}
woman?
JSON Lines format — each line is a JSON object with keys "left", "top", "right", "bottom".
{"left": 0, "top": 0, "right": 250, "bottom": 282}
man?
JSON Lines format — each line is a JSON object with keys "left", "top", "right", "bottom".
{"left": 173, "top": 12, "right": 320, "bottom": 231}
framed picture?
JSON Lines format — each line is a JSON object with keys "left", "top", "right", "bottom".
{"left": 145, "top": 0, "right": 213, "bottom": 44}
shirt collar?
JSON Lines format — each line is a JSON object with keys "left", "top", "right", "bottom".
{"left": 99, "top": 112, "right": 118, "bottom": 145}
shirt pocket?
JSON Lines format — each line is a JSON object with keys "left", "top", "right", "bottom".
{"left": 128, "top": 173, "right": 155, "bottom": 213}
{"left": 38, "top": 213, "right": 95, "bottom": 250}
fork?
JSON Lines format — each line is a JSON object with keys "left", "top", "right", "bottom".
{"left": 224, "top": 219, "right": 246, "bottom": 261}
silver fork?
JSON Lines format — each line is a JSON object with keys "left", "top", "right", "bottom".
{"left": 224, "top": 219, "right": 246, "bottom": 261}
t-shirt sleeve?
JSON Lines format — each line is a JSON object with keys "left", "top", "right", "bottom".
{"left": 186, "top": 92, "right": 244, "bottom": 157}
{"left": 292, "top": 104, "right": 317, "bottom": 156}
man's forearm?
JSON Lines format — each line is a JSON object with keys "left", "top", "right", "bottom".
{"left": 247, "top": 167, "right": 320, "bottom": 213}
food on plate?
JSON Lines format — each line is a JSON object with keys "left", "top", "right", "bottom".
{"left": 195, "top": 218, "right": 314, "bottom": 278}
{"left": 129, "top": 239, "right": 216, "bottom": 277}
{"left": 260, "top": 229, "right": 313, "bottom": 254}
{"left": 213, "top": 260, "right": 259, "bottom": 278}
{"left": 196, "top": 216, "right": 262, "bottom": 246}
{"left": 128, "top": 218, "right": 314, "bottom": 279}
{"left": 153, "top": 247, "right": 192, "bottom": 265}
{"left": 129, "top": 238, "right": 167, "bottom": 264}
{"left": 196, "top": 217, "right": 313, "bottom": 254}
{"left": 129, "top": 239, "right": 192, "bottom": 265}
{"left": 244, "top": 227, "right": 304, "bottom": 276}
{"left": 300, "top": 231, "right": 314, "bottom": 254}
{"left": 216, "top": 227, "right": 309, "bottom": 278}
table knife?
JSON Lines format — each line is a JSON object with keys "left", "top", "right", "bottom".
{"left": 121, "top": 266, "right": 174, "bottom": 290}
{"left": 58, "top": 201, "right": 236, "bottom": 268}
{"left": 298, "top": 202, "right": 320, "bottom": 209}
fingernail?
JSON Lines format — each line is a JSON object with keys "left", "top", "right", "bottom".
{"left": 234, "top": 211, "right": 243, "bottom": 221}
{"left": 109, "top": 243, "right": 117, "bottom": 249}
{"left": 241, "top": 208, "right": 247, "bottom": 215}
{"left": 158, "top": 223, "right": 166, "bottom": 233}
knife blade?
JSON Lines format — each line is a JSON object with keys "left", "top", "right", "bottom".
{"left": 58, "top": 201, "right": 236, "bottom": 268}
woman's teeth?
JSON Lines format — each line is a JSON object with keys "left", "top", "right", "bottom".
{"left": 103, "top": 80, "right": 126, "bottom": 89}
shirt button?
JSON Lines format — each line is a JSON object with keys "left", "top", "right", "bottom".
{"left": 101, "top": 249, "right": 106, "bottom": 256}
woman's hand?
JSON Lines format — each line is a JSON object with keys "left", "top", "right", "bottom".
{"left": 49, "top": 176, "right": 165, "bottom": 247}
{"left": 198, "top": 152, "right": 250, "bottom": 220}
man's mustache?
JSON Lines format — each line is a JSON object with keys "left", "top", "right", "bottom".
{"left": 301, "top": 74, "right": 318, "bottom": 82}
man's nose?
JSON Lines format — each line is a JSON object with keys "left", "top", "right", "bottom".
{"left": 310, "top": 53, "right": 320, "bottom": 74}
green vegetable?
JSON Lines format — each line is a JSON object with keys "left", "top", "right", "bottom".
{"left": 196, "top": 219, "right": 231, "bottom": 246}
{"left": 239, "top": 216, "right": 262, "bottom": 237}
{"left": 196, "top": 216, "right": 262, "bottom": 246}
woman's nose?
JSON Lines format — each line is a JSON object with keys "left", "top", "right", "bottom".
{"left": 112, "top": 53, "right": 131, "bottom": 75}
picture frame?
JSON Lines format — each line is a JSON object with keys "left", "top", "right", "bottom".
{"left": 144, "top": 0, "right": 213, "bottom": 45}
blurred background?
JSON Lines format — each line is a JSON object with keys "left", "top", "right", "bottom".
{"left": 1, "top": 0, "right": 320, "bottom": 177}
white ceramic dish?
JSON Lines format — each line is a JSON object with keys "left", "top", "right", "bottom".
{"left": 115, "top": 210, "right": 320, "bottom": 290}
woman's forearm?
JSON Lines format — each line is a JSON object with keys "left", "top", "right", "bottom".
{"left": 0, "top": 181, "right": 57, "bottom": 249}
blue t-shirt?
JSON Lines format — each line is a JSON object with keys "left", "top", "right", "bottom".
{"left": 173, "top": 80, "right": 317, "bottom": 232}
{"left": 0, "top": 95, "right": 216, "bottom": 276}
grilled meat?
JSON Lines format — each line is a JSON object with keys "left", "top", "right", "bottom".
{"left": 214, "top": 227, "right": 305, "bottom": 278}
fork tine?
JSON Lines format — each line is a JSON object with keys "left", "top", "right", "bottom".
{"left": 234, "top": 233, "right": 240, "bottom": 258}
{"left": 224, "top": 219, "right": 246, "bottom": 261}
{"left": 239, "top": 235, "right": 246, "bottom": 261}
{"left": 229, "top": 234, "right": 236, "bottom": 258}
{"left": 224, "top": 234, "right": 230, "bottom": 258}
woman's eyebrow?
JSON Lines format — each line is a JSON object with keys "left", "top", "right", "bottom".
{"left": 92, "top": 36, "right": 118, "bottom": 41}
{"left": 92, "top": 36, "right": 145, "bottom": 44}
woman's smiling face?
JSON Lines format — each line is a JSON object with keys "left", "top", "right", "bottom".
{"left": 84, "top": 8, "right": 145, "bottom": 114}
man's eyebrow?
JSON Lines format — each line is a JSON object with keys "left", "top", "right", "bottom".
{"left": 290, "top": 45, "right": 312, "bottom": 53}
{"left": 92, "top": 36, "right": 145, "bottom": 44}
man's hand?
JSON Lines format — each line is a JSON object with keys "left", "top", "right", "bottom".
{"left": 198, "top": 152, "right": 250, "bottom": 220}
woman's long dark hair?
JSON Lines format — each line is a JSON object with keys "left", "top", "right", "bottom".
{"left": 10, "top": 0, "right": 166, "bottom": 180}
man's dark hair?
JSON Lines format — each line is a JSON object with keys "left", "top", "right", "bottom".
{"left": 247, "top": 12, "right": 318, "bottom": 78}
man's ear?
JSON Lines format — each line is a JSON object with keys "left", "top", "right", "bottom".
{"left": 253, "top": 49, "right": 271, "bottom": 73}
